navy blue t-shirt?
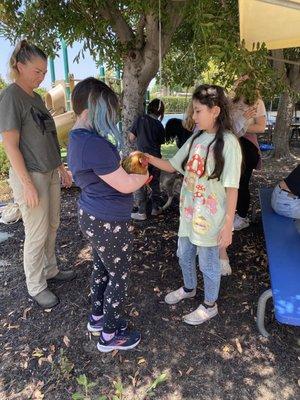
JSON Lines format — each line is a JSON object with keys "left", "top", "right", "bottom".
{"left": 130, "top": 114, "right": 165, "bottom": 157}
{"left": 67, "top": 128, "right": 133, "bottom": 221}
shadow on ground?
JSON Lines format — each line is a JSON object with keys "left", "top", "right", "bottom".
{"left": 0, "top": 158, "right": 299, "bottom": 400}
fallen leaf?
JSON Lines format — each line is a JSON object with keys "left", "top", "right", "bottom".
{"left": 63, "top": 335, "right": 70, "bottom": 347}
{"left": 32, "top": 388, "right": 44, "bottom": 400}
{"left": 21, "top": 307, "right": 32, "bottom": 320}
{"left": 186, "top": 367, "right": 194, "bottom": 375}
{"left": 8, "top": 324, "right": 20, "bottom": 329}
{"left": 20, "top": 360, "right": 28, "bottom": 369}
{"left": 137, "top": 357, "right": 146, "bottom": 365}
{"left": 222, "top": 345, "right": 231, "bottom": 353}
{"left": 235, "top": 338, "right": 243, "bottom": 354}
{"left": 111, "top": 350, "right": 119, "bottom": 357}
{"left": 32, "top": 348, "right": 44, "bottom": 358}
{"left": 129, "top": 308, "right": 139, "bottom": 317}
{"left": 38, "top": 357, "right": 48, "bottom": 366}
{"left": 49, "top": 345, "right": 56, "bottom": 353}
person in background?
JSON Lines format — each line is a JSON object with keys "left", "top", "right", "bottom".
{"left": 271, "top": 164, "right": 300, "bottom": 221}
{"left": 218, "top": 76, "right": 267, "bottom": 275}
{"left": 129, "top": 99, "right": 165, "bottom": 221}
{"left": 68, "top": 78, "right": 149, "bottom": 352}
{"left": 0, "top": 40, "right": 75, "bottom": 309}
{"left": 165, "top": 101, "right": 195, "bottom": 149}
{"left": 230, "top": 75, "right": 267, "bottom": 230}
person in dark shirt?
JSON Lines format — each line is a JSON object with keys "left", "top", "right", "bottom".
{"left": 129, "top": 99, "right": 165, "bottom": 220}
{"left": 68, "top": 78, "right": 148, "bottom": 353}
{"left": 165, "top": 102, "right": 195, "bottom": 149}
{"left": 271, "top": 164, "right": 300, "bottom": 220}
{"left": 165, "top": 118, "right": 191, "bottom": 148}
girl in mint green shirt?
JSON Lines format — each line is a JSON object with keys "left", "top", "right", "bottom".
{"left": 146, "top": 84, "right": 242, "bottom": 325}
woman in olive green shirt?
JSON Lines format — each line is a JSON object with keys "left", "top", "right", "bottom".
{"left": 0, "top": 40, "right": 75, "bottom": 309}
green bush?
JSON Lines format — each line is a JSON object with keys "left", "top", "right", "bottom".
{"left": 0, "top": 143, "right": 10, "bottom": 180}
{"left": 150, "top": 95, "right": 191, "bottom": 114}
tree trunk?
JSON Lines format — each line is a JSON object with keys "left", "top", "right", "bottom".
{"left": 273, "top": 91, "right": 294, "bottom": 159}
{"left": 122, "top": 64, "right": 147, "bottom": 134}
{"left": 114, "top": 5, "right": 185, "bottom": 153}
{"left": 121, "top": 48, "right": 160, "bottom": 153}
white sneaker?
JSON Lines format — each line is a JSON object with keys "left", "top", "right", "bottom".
{"left": 164, "top": 287, "right": 196, "bottom": 305}
{"left": 131, "top": 212, "right": 147, "bottom": 221}
{"left": 233, "top": 214, "right": 249, "bottom": 231}
{"left": 220, "top": 259, "right": 232, "bottom": 276}
{"left": 183, "top": 303, "right": 218, "bottom": 325}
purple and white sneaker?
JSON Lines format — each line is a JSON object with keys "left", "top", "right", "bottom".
{"left": 87, "top": 315, "right": 128, "bottom": 333}
{"left": 97, "top": 330, "right": 141, "bottom": 353}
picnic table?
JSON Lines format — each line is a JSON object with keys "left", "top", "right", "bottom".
{"left": 256, "top": 188, "right": 300, "bottom": 337}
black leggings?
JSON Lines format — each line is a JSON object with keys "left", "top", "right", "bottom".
{"left": 78, "top": 209, "right": 133, "bottom": 333}
{"left": 237, "top": 137, "right": 260, "bottom": 218}
{"left": 135, "top": 165, "right": 161, "bottom": 213}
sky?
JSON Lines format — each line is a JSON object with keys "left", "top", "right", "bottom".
{"left": 0, "top": 36, "right": 99, "bottom": 90}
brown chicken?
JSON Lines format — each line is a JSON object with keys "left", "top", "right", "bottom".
{"left": 121, "top": 151, "right": 149, "bottom": 175}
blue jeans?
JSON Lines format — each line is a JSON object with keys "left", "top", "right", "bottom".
{"left": 177, "top": 237, "right": 221, "bottom": 303}
{"left": 271, "top": 184, "right": 300, "bottom": 219}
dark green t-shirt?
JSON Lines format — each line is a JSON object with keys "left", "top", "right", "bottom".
{"left": 0, "top": 83, "right": 61, "bottom": 173}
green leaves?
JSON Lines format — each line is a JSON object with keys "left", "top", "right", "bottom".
{"left": 76, "top": 374, "right": 97, "bottom": 389}
{"left": 146, "top": 372, "right": 169, "bottom": 397}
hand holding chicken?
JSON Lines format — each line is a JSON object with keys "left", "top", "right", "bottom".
{"left": 121, "top": 151, "right": 149, "bottom": 175}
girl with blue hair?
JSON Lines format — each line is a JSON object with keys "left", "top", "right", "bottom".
{"left": 68, "top": 78, "right": 148, "bottom": 352}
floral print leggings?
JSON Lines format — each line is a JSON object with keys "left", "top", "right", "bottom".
{"left": 78, "top": 209, "right": 133, "bottom": 333}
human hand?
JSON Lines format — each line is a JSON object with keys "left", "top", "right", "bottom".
{"left": 23, "top": 181, "right": 39, "bottom": 208}
{"left": 218, "top": 223, "right": 233, "bottom": 249}
{"left": 144, "top": 153, "right": 154, "bottom": 164}
{"left": 233, "top": 75, "right": 250, "bottom": 91}
{"left": 59, "top": 165, "right": 73, "bottom": 188}
{"left": 145, "top": 175, "right": 153, "bottom": 185}
{"left": 243, "top": 106, "right": 256, "bottom": 120}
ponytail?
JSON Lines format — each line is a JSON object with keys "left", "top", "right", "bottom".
{"left": 9, "top": 39, "right": 47, "bottom": 81}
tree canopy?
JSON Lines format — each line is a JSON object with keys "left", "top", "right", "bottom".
{"left": 1, "top": 0, "right": 300, "bottom": 158}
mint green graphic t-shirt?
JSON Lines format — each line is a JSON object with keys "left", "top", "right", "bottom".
{"left": 169, "top": 131, "right": 242, "bottom": 247}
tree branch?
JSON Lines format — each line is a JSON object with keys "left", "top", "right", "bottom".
{"left": 161, "top": 2, "right": 185, "bottom": 56}
{"left": 271, "top": 49, "right": 288, "bottom": 85}
{"left": 136, "top": 14, "right": 146, "bottom": 50}
{"left": 98, "top": 4, "right": 135, "bottom": 44}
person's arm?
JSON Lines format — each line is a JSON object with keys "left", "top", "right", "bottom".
{"left": 145, "top": 153, "right": 176, "bottom": 173}
{"left": 57, "top": 164, "right": 73, "bottom": 188}
{"left": 233, "top": 106, "right": 256, "bottom": 137}
{"left": 218, "top": 187, "right": 238, "bottom": 248}
{"left": 246, "top": 115, "right": 266, "bottom": 134}
{"left": 99, "top": 166, "right": 149, "bottom": 194}
{"left": 2, "top": 130, "right": 39, "bottom": 207}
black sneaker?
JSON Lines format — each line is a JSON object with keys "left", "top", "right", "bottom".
{"left": 87, "top": 315, "right": 128, "bottom": 333}
{"left": 97, "top": 330, "right": 141, "bottom": 353}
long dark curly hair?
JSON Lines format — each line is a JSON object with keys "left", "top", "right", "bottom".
{"left": 181, "top": 84, "right": 233, "bottom": 180}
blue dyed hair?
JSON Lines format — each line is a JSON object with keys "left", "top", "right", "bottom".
{"left": 88, "top": 90, "right": 123, "bottom": 149}
{"left": 71, "top": 77, "right": 123, "bottom": 149}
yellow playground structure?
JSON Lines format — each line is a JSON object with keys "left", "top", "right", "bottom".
{"left": 45, "top": 40, "right": 120, "bottom": 147}
{"left": 45, "top": 81, "right": 76, "bottom": 148}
